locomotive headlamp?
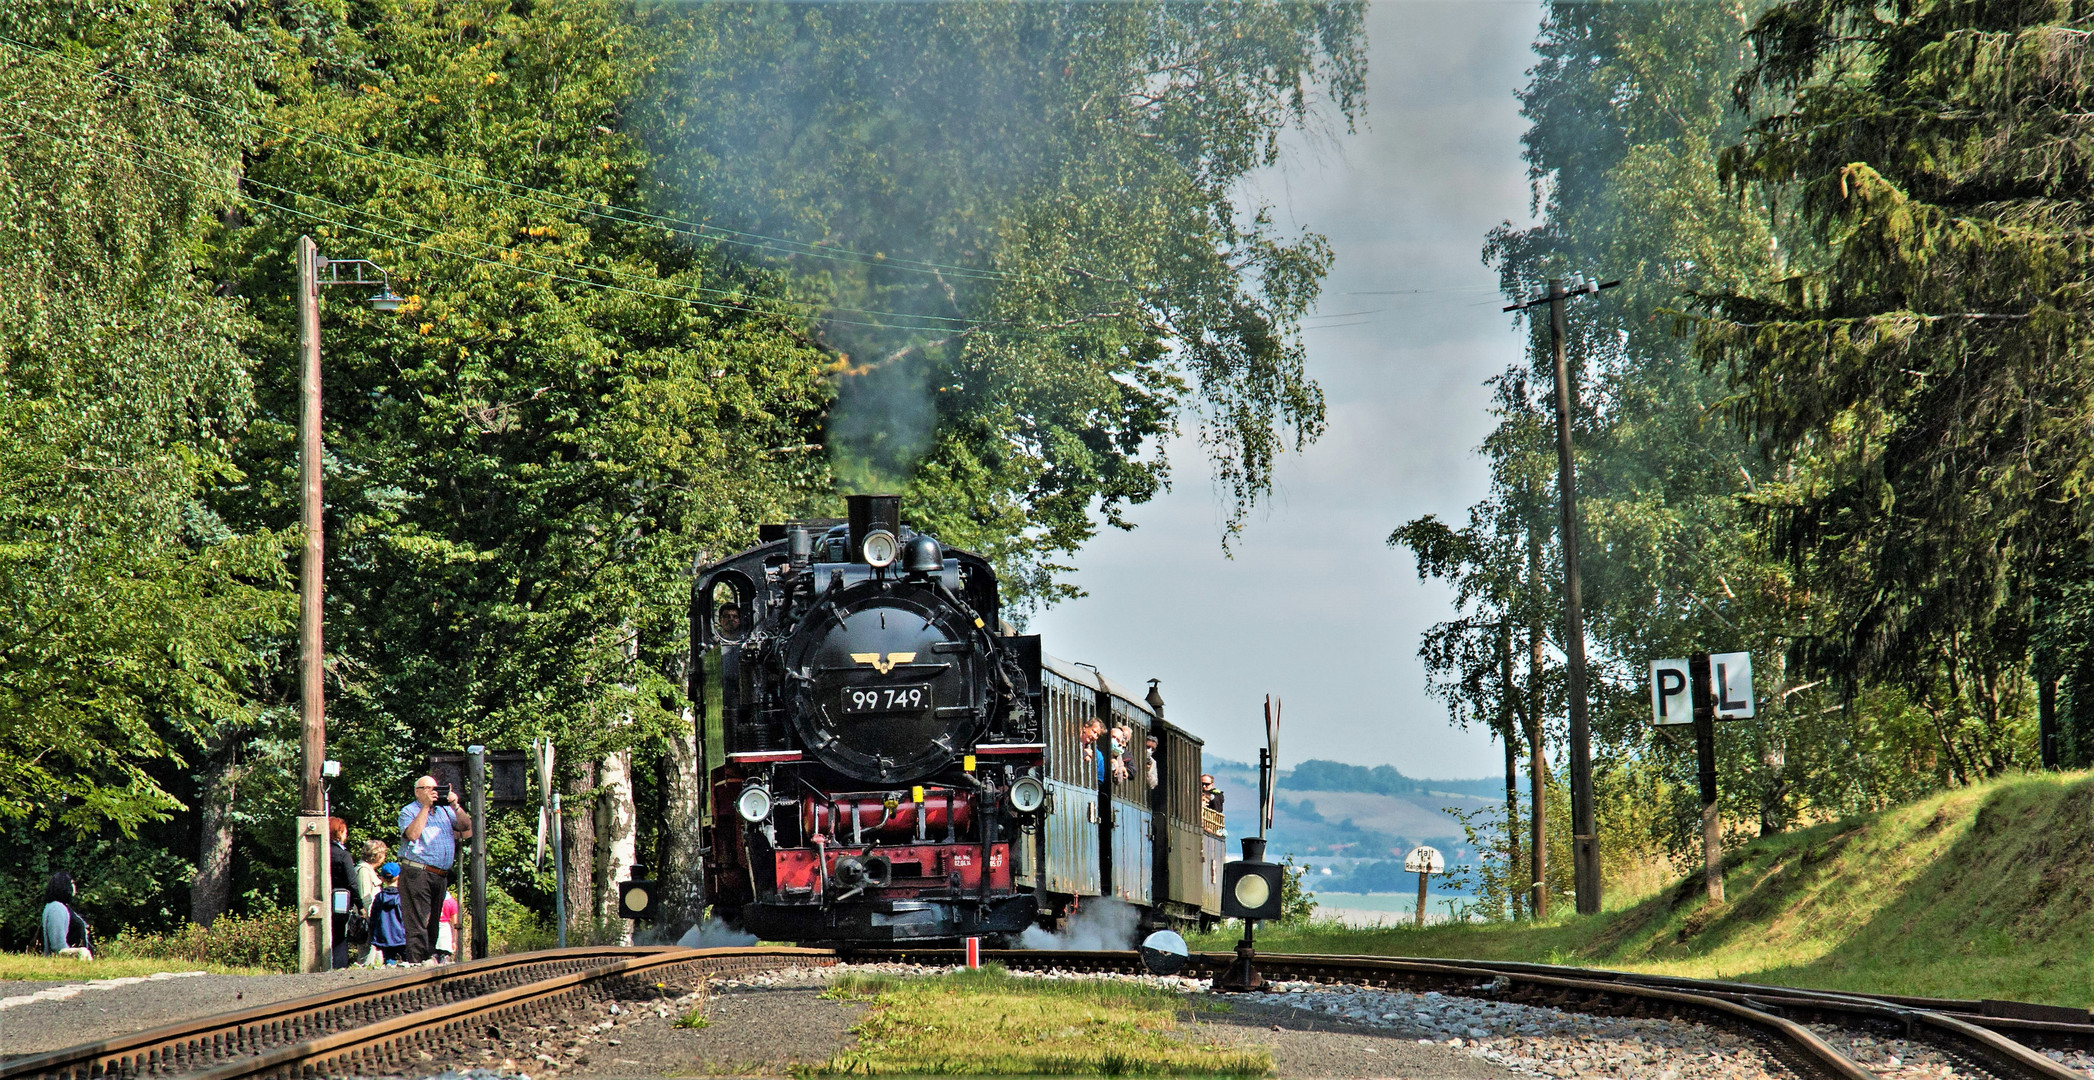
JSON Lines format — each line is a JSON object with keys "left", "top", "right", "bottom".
{"left": 861, "top": 529, "right": 899, "bottom": 568}
{"left": 1007, "top": 775, "right": 1046, "bottom": 814}
{"left": 736, "top": 784, "right": 774, "bottom": 824}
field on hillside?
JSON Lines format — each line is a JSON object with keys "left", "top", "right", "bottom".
{"left": 1195, "top": 772, "right": 2094, "bottom": 1007}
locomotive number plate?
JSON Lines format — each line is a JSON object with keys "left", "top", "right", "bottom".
{"left": 843, "top": 684, "right": 932, "bottom": 713}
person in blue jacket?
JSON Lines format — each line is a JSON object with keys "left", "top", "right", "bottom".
{"left": 368, "top": 862, "right": 408, "bottom": 964}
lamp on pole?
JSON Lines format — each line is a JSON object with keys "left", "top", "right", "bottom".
{"left": 1504, "top": 275, "right": 1618, "bottom": 916}
{"left": 295, "top": 235, "right": 405, "bottom": 973}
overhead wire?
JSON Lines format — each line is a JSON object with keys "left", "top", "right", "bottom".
{"left": 0, "top": 112, "right": 1001, "bottom": 332}
{"left": 0, "top": 33, "right": 1022, "bottom": 285}
{"left": 4, "top": 99, "right": 995, "bottom": 332}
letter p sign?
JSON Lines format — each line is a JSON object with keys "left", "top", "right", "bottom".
{"left": 1651, "top": 659, "right": 1691, "bottom": 726}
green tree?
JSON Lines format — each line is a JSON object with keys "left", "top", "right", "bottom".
{"left": 645, "top": 3, "right": 1367, "bottom": 604}
{"left": 0, "top": 2, "right": 293, "bottom": 842}
{"left": 1694, "top": 0, "right": 2094, "bottom": 780}
{"left": 190, "top": 0, "right": 839, "bottom": 913}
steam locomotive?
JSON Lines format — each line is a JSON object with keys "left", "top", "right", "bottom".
{"left": 690, "top": 494, "right": 1225, "bottom": 944}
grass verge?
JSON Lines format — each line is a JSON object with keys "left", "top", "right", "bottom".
{"left": 0, "top": 954, "right": 273, "bottom": 980}
{"left": 1192, "top": 772, "right": 2094, "bottom": 1008}
{"left": 805, "top": 964, "right": 1269, "bottom": 1076}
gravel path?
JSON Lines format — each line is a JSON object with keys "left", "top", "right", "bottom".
{"left": 0, "top": 968, "right": 399, "bottom": 1056}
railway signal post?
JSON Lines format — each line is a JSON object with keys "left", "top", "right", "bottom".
{"left": 1505, "top": 275, "right": 1619, "bottom": 916}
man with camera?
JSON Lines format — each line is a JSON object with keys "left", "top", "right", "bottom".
{"left": 397, "top": 775, "right": 472, "bottom": 964}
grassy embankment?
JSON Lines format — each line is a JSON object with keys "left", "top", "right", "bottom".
{"left": 809, "top": 965, "right": 1269, "bottom": 1076}
{"left": 1195, "top": 771, "right": 2094, "bottom": 1007}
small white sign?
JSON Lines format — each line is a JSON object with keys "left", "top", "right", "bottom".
{"left": 1651, "top": 659, "right": 1691, "bottom": 726}
{"left": 1712, "top": 651, "right": 1755, "bottom": 718}
{"left": 1404, "top": 845, "right": 1445, "bottom": 875}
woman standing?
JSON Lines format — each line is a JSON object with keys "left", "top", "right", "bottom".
{"left": 328, "top": 818, "right": 360, "bottom": 969}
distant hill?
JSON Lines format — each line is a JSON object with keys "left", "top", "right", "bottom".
{"left": 1202, "top": 756, "right": 1516, "bottom": 888}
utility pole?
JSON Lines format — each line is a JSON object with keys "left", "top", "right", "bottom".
{"left": 295, "top": 237, "right": 329, "bottom": 974}
{"left": 292, "top": 236, "right": 405, "bottom": 973}
{"left": 1506, "top": 275, "right": 1618, "bottom": 916}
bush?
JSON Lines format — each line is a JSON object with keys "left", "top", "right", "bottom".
{"left": 484, "top": 885, "right": 557, "bottom": 954}
{"left": 103, "top": 908, "right": 297, "bottom": 971}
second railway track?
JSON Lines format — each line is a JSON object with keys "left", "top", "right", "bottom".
{"left": 6, "top": 944, "right": 2089, "bottom": 1080}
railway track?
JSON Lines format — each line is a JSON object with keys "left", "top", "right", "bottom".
{"left": 7, "top": 944, "right": 2089, "bottom": 1080}
{"left": 0, "top": 946, "right": 833, "bottom": 1080}
{"left": 856, "top": 946, "right": 2094, "bottom": 1080}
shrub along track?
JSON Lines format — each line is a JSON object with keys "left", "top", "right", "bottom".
{"left": 5, "top": 945, "right": 2089, "bottom": 1080}
{"left": 855, "top": 947, "right": 2094, "bottom": 1080}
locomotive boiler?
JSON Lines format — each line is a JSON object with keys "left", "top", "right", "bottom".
{"left": 691, "top": 494, "right": 1223, "bottom": 945}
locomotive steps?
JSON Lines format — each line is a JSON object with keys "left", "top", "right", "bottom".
{"left": 1234, "top": 770, "right": 2094, "bottom": 1007}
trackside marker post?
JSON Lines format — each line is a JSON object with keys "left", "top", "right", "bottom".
{"left": 1653, "top": 652, "right": 1751, "bottom": 903}
{"left": 966, "top": 937, "right": 980, "bottom": 969}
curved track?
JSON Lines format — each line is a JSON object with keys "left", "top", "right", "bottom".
{"left": 856, "top": 946, "right": 2094, "bottom": 1080}
{"left": 0, "top": 947, "right": 832, "bottom": 1080}
{"left": 6, "top": 945, "right": 2089, "bottom": 1080}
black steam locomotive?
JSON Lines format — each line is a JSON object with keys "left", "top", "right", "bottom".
{"left": 690, "top": 494, "right": 1225, "bottom": 944}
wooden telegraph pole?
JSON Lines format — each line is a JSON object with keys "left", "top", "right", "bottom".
{"left": 291, "top": 238, "right": 402, "bottom": 972}
{"left": 1506, "top": 276, "right": 1618, "bottom": 916}
{"left": 294, "top": 236, "right": 331, "bottom": 973}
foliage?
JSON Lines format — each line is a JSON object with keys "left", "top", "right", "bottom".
{"left": 1277, "top": 855, "right": 1318, "bottom": 926}
{"left": 0, "top": 3, "right": 294, "bottom": 837}
{"left": 1692, "top": 0, "right": 2094, "bottom": 781}
{"left": 1392, "top": 0, "right": 2013, "bottom": 893}
{"left": 814, "top": 965, "right": 1269, "bottom": 1076}
{"left": 0, "top": 821, "right": 201, "bottom": 950}
{"left": 645, "top": 3, "right": 1367, "bottom": 602}
{"left": 103, "top": 907, "right": 297, "bottom": 972}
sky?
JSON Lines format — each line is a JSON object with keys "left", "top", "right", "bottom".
{"left": 1029, "top": 0, "right": 1548, "bottom": 781}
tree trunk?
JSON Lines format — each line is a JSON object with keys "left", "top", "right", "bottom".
{"left": 659, "top": 707, "right": 709, "bottom": 943}
{"left": 563, "top": 761, "right": 598, "bottom": 943}
{"left": 1526, "top": 524, "right": 1549, "bottom": 920}
{"left": 190, "top": 733, "right": 244, "bottom": 927}
{"left": 596, "top": 749, "right": 638, "bottom": 946}
{"left": 1500, "top": 621, "right": 1522, "bottom": 921}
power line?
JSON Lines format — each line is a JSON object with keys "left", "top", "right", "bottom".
{"left": 7, "top": 101, "right": 995, "bottom": 332}
{"left": 0, "top": 113, "right": 998, "bottom": 332}
{"left": 0, "top": 33, "right": 1024, "bottom": 285}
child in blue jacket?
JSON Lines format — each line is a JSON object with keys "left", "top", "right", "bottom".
{"left": 369, "top": 862, "right": 407, "bottom": 964}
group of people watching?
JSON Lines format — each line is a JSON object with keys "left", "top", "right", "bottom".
{"left": 36, "top": 773, "right": 470, "bottom": 967}
{"left": 333, "top": 774, "right": 471, "bottom": 967}
{"left": 1079, "top": 716, "right": 1158, "bottom": 790}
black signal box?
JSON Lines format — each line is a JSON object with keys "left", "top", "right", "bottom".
{"left": 617, "top": 879, "right": 659, "bottom": 921}
{"left": 1221, "top": 860, "right": 1284, "bottom": 922}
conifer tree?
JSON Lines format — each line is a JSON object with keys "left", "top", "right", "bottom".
{"left": 1696, "top": 0, "right": 2094, "bottom": 777}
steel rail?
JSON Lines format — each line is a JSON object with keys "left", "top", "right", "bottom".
{"left": 852, "top": 947, "right": 2087, "bottom": 1080}
{"left": 0, "top": 947, "right": 828, "bottom": 1080}
{"left": 172, "top": 947, "right": 834, "bottom": 1080}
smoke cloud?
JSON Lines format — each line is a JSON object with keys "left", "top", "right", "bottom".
{"left": 635, "top": 918, "right": 758, "bottom": 949}
{"left": 1017, "top": 898, "right": 1139, "bottom": 951}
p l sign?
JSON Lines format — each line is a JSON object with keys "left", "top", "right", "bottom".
{"left": 1712, "top": 651, "right": 1755, "bottom": 718}
{"left": 1651, "top": 659, "right": 1691, "bottom": 726}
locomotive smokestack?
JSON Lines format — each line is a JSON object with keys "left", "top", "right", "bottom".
{"left": 846, "top": 494, "right": 902, "bottom": 563}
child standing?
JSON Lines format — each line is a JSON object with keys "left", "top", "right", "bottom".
{"left": 368, "top": 862, "right": 407, "bottom": 964}
{"left": 435, "top": 890, "right": 460, "bottom": 963}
